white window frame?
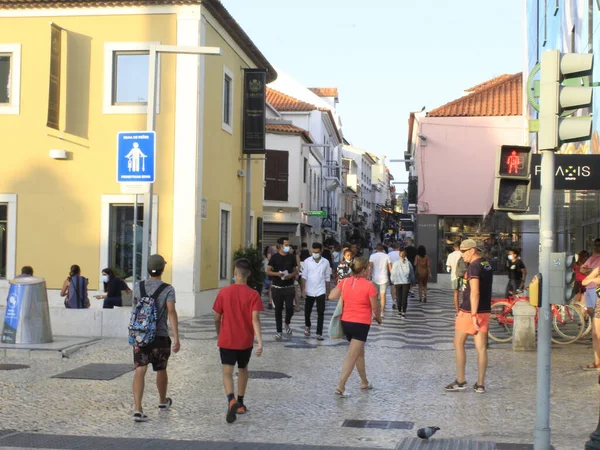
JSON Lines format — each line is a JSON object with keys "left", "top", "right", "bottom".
{"left": 0, "top": 44, "right": 21, "bottom": 115}
{"left": 0, "top": 194, "right": 17, "bottom": 287}
{"left": 103, "top": 42, "right": 161, "bottom": 115}
{"left": 218, "top": 202, "right": 232, "bottom": 287}
{"left": 99, "top": 194, "right": 158, "bottom": 290}
{"left": 221, "top": 65, "right": 234, "bottom": 134}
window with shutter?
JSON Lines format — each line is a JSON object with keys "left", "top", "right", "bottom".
{"left": 265, "top": 150, "right": 289, "bottom": 201}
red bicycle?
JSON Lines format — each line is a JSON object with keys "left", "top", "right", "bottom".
{"left": 488, "top": 291, "right": 585, "bottom": 344}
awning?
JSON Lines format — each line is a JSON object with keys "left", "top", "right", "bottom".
{"left": 264, "top": 222, "right": 299, "bottom": 233}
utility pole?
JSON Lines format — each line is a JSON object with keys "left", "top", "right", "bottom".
{"left": 537, "top": 49, "right": 593, "bottom": 450}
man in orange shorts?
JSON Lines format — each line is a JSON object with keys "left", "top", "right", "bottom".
{"left": 445, "top": 239, "right": 493, "bottom": 394}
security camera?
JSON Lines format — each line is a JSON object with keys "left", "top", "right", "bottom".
{"left": 417, "top": 133, "right": 427, "bottom": 140}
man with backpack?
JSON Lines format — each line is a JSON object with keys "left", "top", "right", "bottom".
{"left": 130, "top": 254, "right": 180, "bottom": 423}
{"left": 446, "top": 241, "right": 467, "bottom": 315}
{"left": 213, "top": 259, "right": 264, "bottom": 424}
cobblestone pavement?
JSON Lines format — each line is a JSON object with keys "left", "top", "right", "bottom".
{"left": 0, "top": 282, "right": 598, "bottom": 449}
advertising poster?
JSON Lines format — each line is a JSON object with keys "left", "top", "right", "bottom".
{"left": 1, "top": 284, "right": 22, "bottom": 344}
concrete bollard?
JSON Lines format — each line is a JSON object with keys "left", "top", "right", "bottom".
{"left": 512, "top": 300, "right": 537, "bottom": 351}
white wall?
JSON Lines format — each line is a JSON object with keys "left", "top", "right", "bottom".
{"left": 265, "top": 133, "right": 305, "bottom": 209}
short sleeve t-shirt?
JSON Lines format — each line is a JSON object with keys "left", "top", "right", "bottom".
{"left": 213, "top": 284, "right": 265, "bottom": 350}
{"left": 508, "top": 259, "right": 526, "bottom": 281}
{"left": 340, "top": 277, "right": 377, "bottom": 325}
{"left": 369, "top": 252, "right": 391, "bottom": 284}
{"left": 105, "top": 277, "right": 128, "bottom": 299}
{"left": 134, "top": 280, "right": 176, "bottom": 337}
{"left": 581, "top": 254, "right": 600, "bottom": 289}
{"left": 268, "top": 253, "right": 297, "bottom": 287}
{"left": 446, "top": 250, "right": 463, "bottom": 280}
{"left": 460, "top": 258, "right": 493, "bottom": 314}
{"left": 388, "top": 251, "right": 401, "bottom": 265}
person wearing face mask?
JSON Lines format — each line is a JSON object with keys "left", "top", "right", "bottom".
{"left": 265, "top": 237, "right": 298, "bottom": 340}
{"left": 301, "top": 243, "right": 332, "bottom": 340}
{"left": 505, "top": 249, "right": 526, "bottom": 299}
{"left": 336, "top": 248, "right": 354, "bottom": 283}
{"left": 94, "top": 268, "right": 131, "bottom": 308}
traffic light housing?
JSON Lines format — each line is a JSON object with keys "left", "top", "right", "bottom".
{"left": 529, "top": 273, "right": 542, "bottom": 307}
{"left": 539, "top": 50, "right": 594, "bottom": 150}
{"left": 494, "top": 145, "right": 532, "bottom": 212}
{"left": 548, "top": 252, "right": 575, "bottom": 305}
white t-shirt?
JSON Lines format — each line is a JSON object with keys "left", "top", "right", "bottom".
{"left": 369, "top": 252, "right": 391, "bottom": 284}
{"left": 388, "top": 250, "right": 401, "bottom": 265}
{"left": 446, "top": 250, "right": 463, "bottom": 280}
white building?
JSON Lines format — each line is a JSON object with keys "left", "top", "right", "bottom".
{"left": 263, "top": 84, "right": 343, "bottom": 247}
{"left": 341, "top": 144, "right": 377, "bottom": 234}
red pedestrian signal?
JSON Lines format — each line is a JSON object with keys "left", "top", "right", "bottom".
{"left": 498, "top": 145, "right": 532, "bottom": 178}
{"left": 494, "top": 145, "right": 532, "bottom": 212}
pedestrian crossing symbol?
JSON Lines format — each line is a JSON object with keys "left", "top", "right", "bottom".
{"left": 116, "top": 131, "right": 156, "bottom": 183}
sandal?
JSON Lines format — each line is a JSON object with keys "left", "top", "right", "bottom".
{"left": 583, "top": 363, "right": 600, "bottom": 371}
{"left": 360, "top": 383, "right": 373, "bottom": 391}
{"left": 335, "top": 389, "right": 350, "bottom": 398}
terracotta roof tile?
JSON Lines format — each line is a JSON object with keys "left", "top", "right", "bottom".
{"left": 266, "top": 123, "right": 312, "bottom": 143}
{"left": 428, "top": 72, "right": 522, "bottom": 118}
{"left": 464, "top": 74, "right": 515, "bottom": 93}
{"left": 0, "top": 0, "right": 277, "bottom": 82}
{"left": 308, "top": 87, "right": 338, "bottom": 98}
{"left": 266, "top": 88, "right": 316, "bottom": 112}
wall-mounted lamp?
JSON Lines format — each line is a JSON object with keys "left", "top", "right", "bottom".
{"left": 277, "top": 208, "right": 284, "bottom": 213}
{"left": 417, "top": 133, "right": 427, "bottom": 147}
{"left": 49, "top": 149, "right": 68, "bottom": 160}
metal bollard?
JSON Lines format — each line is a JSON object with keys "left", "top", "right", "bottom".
{"left": 512, "top": 300, "right": 536, "bottom": 351}
{"left": 1, "top": 276, "right": 53, "bottom": 344}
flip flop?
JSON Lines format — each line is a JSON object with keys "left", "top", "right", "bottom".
{"left": 335, "top": 389, "right": 350, "bottom": 398}
{"left": 360, "top": 383, "right": 374, "bottom": 391}
{"left": 583, "top": 363, "right": 600, "bottom": 371}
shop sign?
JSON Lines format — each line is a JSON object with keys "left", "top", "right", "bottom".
{"left": 242, "top": 69, "right": 266, "bottom": 154}
{"left": 531, "top": 154, "right": 600, "bottom": 190}
{"left": 308, "top": 210, "right": 327, "bottom": 217}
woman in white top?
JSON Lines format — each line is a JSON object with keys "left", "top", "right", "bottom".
{"left": 390, "top": 249, "right": 415, "bottom": 318}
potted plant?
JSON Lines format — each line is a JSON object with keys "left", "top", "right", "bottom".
{"left": 233, "top": 246, "right": 265, "bottom": 294}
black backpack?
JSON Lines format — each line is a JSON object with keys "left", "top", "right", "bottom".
{"left": 455, "top": 257, "right": 469, "bottom": 279}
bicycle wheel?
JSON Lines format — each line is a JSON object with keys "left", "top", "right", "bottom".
{"left": 571, "top": 302, "right": 592, "bottom": 339}
{"left": 488, "top": 301, "right": 514, "bottom": 343}
{"left": 551, "top": 304, "right": 585, "bottom": 345}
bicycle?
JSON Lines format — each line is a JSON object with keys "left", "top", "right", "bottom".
{"left": 489, "top": 291, "right": 585, "bottom": 344}
{"left": 569, "top": 299, "right": 593, "bottom": 339}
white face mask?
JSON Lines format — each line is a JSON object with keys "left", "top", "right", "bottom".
{"left": 313, "top": 252, "right": 321, "bottom": 259}
{"left": 508, "top": 255, "right": 514, "bottom": 261}
{"left": 101, "top": 275, "right": 109, "bottom": 283}
{"left": 283, "top": 246, "right": 290, "bottom": 253}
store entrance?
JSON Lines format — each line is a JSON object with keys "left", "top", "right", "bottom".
{"left": 438, "top": 214, "right": 521, "bottom": 275}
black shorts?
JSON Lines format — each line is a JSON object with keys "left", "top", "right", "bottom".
{"left": 341, "top": 320, "right": 371, "bottom": 343}
{"left": 220, "top": 347, "right": 253, "bottom": 369}
{"left": 133, "top": 336, "right": 171, "bottom": 371}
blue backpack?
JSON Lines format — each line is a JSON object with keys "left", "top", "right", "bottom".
{"left": 128, "top": 281, "right": 169, "bottom": 347}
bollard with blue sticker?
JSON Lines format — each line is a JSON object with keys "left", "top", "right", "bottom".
{"left": 1, "top": 277, "right": 53, "bottom": 344}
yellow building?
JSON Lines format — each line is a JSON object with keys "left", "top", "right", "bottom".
{"left": 0, "top": 0, "right": 275, "bottom": 316}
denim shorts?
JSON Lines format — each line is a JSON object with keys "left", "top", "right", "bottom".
{"left": 586, "top": 289, "right": 597, "bottom": 308}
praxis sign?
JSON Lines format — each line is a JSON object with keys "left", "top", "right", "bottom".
{"left": 531, "top": 154, "right": 599, "bottom": 190}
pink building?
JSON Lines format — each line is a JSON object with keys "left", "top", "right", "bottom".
{"left": 408, "top": 73, "right": 528, "bottom": 278}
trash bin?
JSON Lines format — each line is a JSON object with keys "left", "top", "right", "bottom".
{"left": 1, "top": 276, "right": 53, "bottom": 344}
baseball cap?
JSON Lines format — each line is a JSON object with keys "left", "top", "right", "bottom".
{"left": 460, "top": 239, "right": 481, "bottom": 252}
{"left": 148, "top": 254, "right": 166, "bottom": 275}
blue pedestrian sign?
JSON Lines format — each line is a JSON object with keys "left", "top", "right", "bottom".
{"left": 116, "top": 131, "right": 156, "bottom": 183}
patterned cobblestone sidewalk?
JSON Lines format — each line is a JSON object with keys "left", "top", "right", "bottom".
{"left": 0, "top": 283, "right": 596, "bottom": 449}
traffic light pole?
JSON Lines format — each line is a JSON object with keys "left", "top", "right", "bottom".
{"left": 535, "top": 149, "right": 554, "bottom": 450}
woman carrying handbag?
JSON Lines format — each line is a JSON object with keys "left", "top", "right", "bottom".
{"left": 328, "top": 257, "right": 382, "bottom": 397}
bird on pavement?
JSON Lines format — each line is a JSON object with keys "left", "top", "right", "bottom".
{"left": 417, "top": 426, "right": 440, "bottom": 440}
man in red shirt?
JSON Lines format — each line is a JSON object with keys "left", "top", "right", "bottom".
{"left": 213, "top": 259, "right": 264, "bottom": 424}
